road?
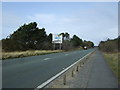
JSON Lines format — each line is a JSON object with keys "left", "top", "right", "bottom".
{"left": 87, "top": 50, "right": 118, "bottom": 88}
{"left": 2, "top": 48, "right": 95, "bottom": 88}
{"left": 62, "top": 50, "right": 118, "bottom": 88}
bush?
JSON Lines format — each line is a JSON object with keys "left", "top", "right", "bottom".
{"left": 99, "top": 38, "right": 118, "bottom": 53}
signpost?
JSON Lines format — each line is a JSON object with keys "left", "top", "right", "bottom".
{"left": 52, "top": 34, "right": 62, "bottom": 50}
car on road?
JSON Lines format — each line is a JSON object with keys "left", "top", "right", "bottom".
{"left": 84, "top": 46, "right": 87, "bottom": 50}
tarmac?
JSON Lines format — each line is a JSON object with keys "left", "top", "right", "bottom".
{"left": 47, "top": 50, "right": 119, "bottom": 88}
{"left": 68, "top": 50, "right": 118, "bottom": 88}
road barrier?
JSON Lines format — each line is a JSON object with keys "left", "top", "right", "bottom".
{"left": 35, "top": 50, "right": 95, "bottom": 89}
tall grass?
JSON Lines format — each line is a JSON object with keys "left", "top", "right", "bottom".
{"left": 103, "top": 53, "right": 119, "bottom": 82}
{"left": 2, "top": 50, "right": 63, "bottom": 60}
{"left": 2, "top": 46, "right": 83, "bottom": 60}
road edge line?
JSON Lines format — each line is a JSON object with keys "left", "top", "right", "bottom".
{"left": 35, "top": 50, "right": 95, "bottom": 89}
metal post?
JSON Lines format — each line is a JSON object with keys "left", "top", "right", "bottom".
{"left": 80, "top": 62, "right": 81, "bottom": 67}
{"left": 76, "top": 66, "right": 79, "bottom": 72}
{"left": 53, "top": 43, "right": 55, "bottom": 50}
{"left": 63, "top": 74, "right": 66, "bottom": 85}
{"left": 60, "top": 43, "right": 61, "bottom": 50}
{"left": 72, "top": 69, "right": 74, "bottom": 77}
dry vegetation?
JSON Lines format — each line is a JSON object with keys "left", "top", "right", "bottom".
{"left": 99, "top": 37, "right": 120, "bottom": 82}
{"left": 2, "top": 50, "right": 63, "bottom": 60}
{"left": 103, "top": 53, "right": 119, "bottom": 82}
{"left": 2, "top": 46, "right": 84, "bottom": 60}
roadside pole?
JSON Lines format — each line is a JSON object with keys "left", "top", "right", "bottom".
{"left": 60, "top": 43, "right": 62, "bottom": 50}
{"left": 53, "top": 43, "right": 55, "bottom": 50}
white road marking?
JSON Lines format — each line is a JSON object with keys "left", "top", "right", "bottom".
{"left": 65, "top": 54, "right": 69, "bottom": 56}
{"left": 43, "top": 58, "right": 51, "bottom": 61}
{"left": 36, "top": 50, "right": 95, "bottom": 89}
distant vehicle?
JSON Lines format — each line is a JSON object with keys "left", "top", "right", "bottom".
{"left": 84, "top": 46, "right": 87, "bottom": 50}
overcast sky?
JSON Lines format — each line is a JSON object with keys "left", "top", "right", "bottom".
{"left": 2, "top": 2, "right": 118, "bottom": 46}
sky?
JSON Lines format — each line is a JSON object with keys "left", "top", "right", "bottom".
{"left": 2, "top": 2, "right": 118, "bottom": 46}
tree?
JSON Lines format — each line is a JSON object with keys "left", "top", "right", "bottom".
{"left": 99, "top": 38, "right": 118, "bottom": 52}
{"left": 64, "top": 32, "right": 70, "bottom": 40}
{"left": 59, "top": 33, "right": 65, "bottom": 41}
{"left": 2, "top": 22, "right": 95, "bottom": 51}
{"left": 2, "top": 22, "right": 48, "bottom": 51}
{"left": 83, "top": 40, "right": 94, "bottom": 48}
{"left": 47, "top": 33, "right": 52, "bottom": 43}
{"left": 71, "top": 35, "right": 83, "bottom": 47}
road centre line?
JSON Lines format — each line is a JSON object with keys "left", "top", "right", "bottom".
{"left": 65, "top": 54, "right": 69, "bottom": 56}
{"left": 43, "top": 58, "right": 51, "bottom": 61}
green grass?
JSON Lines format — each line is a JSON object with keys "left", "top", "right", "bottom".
{"left": 2, "top": 50, "right": 63, "bottom": 60}
{"left": 103, "top": 52, "right": 119, "bottom": 82}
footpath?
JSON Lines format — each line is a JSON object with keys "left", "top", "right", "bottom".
{"left": 46, "top": 50, "right": 118, "bottom": 88}
{"left": 68, "top": 50, "right": 118, "bottom": 88}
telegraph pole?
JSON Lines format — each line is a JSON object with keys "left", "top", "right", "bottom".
{"left": 53, "top": 43, "right": 55, "bottom": 50}
{"left": 60, "top": 43, "right": 62, "bottom": 50}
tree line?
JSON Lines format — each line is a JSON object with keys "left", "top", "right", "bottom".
{"left": 99, "top": 37, "right": 119, "bottom": 52}
{"left": 2, "top": 22, "right": 94, "bottom": 52}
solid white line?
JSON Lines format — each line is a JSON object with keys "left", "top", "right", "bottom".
{"left": 35, "top": 50, "right": 95, "bottom": 89}
{"left": 43, "top": 58, "right": 51, "bottom": 61}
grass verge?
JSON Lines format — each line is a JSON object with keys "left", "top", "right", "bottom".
{"left": 2, "top": 50, "right": 63, "bottom": 60}
{"left": 2, "top": 47, "right": 84, "bottom": 60}
{"left": 103, "top": 52, "right": 119, "bottom": 82}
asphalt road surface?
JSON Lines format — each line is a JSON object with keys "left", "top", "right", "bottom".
{"left": 87, "top": 50, "right": 118, "bottom": 88}
{"left": 2, "top": 48, "right": 95, "bottom": 88}
{"left": 64, "top": 50, "right": 118, "bottom": 88}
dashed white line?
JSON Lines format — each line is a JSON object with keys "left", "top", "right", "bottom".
{"left": 65, "top": 54, "right": 69, "bottom": 56}
{"left": 43, "top": 58, "right": 51, "bottom": 61}
{"left": 36, "top": 50, "right": 95, "bottom": 89}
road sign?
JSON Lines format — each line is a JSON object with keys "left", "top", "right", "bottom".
{"left": 52, "top": 34, "right": 62, "bottom": 44}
